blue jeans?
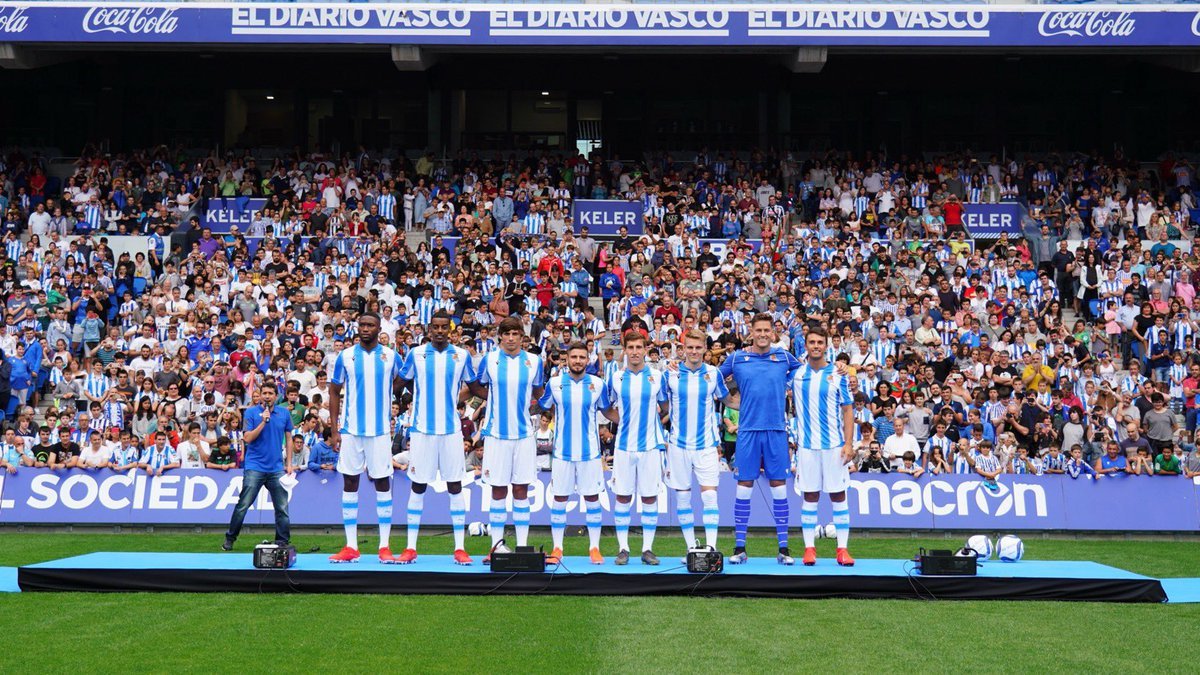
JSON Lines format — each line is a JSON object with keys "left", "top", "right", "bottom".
{"left": 225, "top": 470, "right": 290, "bottom": 544}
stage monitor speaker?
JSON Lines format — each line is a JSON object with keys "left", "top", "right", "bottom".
{"left": 686, "top": 547, "right": 724, "bottom": 574}
{"left": 915, "top": 548, "right": 978, "bottom": 576}
{"left": 490, "top": 545, "right": 547, "bottom": 573}
{"left": 253, "top": 543, "right": 297, "bottom": 569}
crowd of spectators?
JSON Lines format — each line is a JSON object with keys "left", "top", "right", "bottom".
{"left": 0, "top": 144, "right": 1198, "bottom": 487}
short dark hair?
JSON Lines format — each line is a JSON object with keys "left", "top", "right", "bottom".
{"left": 566, "top": 341, "right": 589, "bottom": 354}
{"left": 498, "top": 316, "right": 524, "bottom": 335}
{"left": 431, "top": 309, "right": 453, "bottom": 323}
{"left": 749, "top": 313, "right": 774, "bottom": 328}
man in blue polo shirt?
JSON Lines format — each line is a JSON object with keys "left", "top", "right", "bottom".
{"left": 719, "top": 313, "right": 801, "bottom": 565}
{"left": 223, "top": 381, "right": 293, "bottom": 551}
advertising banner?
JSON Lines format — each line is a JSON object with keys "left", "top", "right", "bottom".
{"left": 963, "top": 202, "right": 1023, "bottom": 237}
{"left": 1, "top": 4, "right": 1200, "bottom": 48}
{"left": 203, "top": 197, "right": 267, "bottom": 233}
{"left": 571, "top": 199, "right": 644, "bottom": 236}
{"left": 2, "top": 469, "right": 1196, "bottom": 531}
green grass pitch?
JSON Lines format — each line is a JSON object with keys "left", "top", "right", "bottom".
{"left": 0, "top": 530, "right": 1196, "bottom": 673}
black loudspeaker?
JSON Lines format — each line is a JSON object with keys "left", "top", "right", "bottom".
{"left": 915, "top": 548, "right": 977, "bottom": 576}
{"left": 490, "top": 545, "right": 547, "bottom": 573}
{"left": 253, "top": 543, "right": 297, "bottom": 569}
{"left": 686, "top": 547, "right": 724, "bottom": 574}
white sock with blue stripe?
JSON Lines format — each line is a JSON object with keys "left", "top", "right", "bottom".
{"left": 450, "top": 491, "right": 466, "bottom": 550}
{"left": 489, "top": 501, "right": 507, "bottom": 548}
{"left": 342, "top": 491, "right": 359, "bottom": 550}
{"left": 833, "top": 501, "right": 850, "bottom": 549}
{"left": 614, "top": 499, "right": 632, "bottom": 552}
{"left": 701, "top": 489, "right": 719, "bottom": 549}
{"left": 801, "top": 500, "right": 819, "bottom": 549}
{"left": 585, "top": 500, "right": 602, "bottom": 550}
{"left": 550, "top": 500, "right": 568, "bottom": 551}
{"left": 675, "top": 490, "right": 696, "bottom": 549}
{"left": 641, "top": 502, "right": 658, "bottom": 552}
{"left": 405, "top": 490, "right": 423, "bottom": 551}
{"left": 376, "top": 489, "right": 392, "bottom": 550}
{"left": 513, "top": 498, "right": 531, "bottom": 547}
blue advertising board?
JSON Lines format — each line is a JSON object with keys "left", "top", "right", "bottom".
{"left": 2, "top": 469, "right": 1196, "bottom": 532}
{"left": 571, "top": 199, "right": 644, "bottom": 236}
{"left": 204, "top": 197, "right": 267, "bottom": 234}
{"left": 963, "top": 203, "right": 1023, "bottom": 238}
{"left": 0, "top": 4, "right": 1199, "bottom": 47}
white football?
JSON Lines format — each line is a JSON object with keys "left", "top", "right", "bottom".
{"left": 997, "top": 535, "right": 1024, "bottom": 562}
{"left": 467, "top": 521, "right": 488, "bottom": 537}
{"left": 823, "top": 523, "right": 837, "bottom": 539}
{"left": 966, "top": 535, "right": 993, "bottom": 560}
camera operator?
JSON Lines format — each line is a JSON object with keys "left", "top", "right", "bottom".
{"left": 222, "top": 382, "right": 294, "bottom": 551}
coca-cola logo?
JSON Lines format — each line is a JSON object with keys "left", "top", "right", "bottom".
{"left": 1037, "top": 10, "right": 1135, "bottom": 38}
{"left": 82, "top": 7, "right": 178, "bottom": 35}
{"left": 0, "top": 7, "right": 29, "bottom": 34}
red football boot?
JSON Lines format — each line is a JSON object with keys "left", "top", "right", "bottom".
{"left": 394, "top": 548, "right": 418, "bottom": 564}
{"left": 329, "top": 546, "right": 361, "bottom": 563}
{"left": 452, "top": 549, "right": 473, "bottom": 566}
{"left": 802, "top": 547, "right": 818, "bottom": 566}
{"left": 836, "top": 548, "right": 856, "bottom": 567}
{"left": 548, "top": 548, "right": 564, "bottom": 564}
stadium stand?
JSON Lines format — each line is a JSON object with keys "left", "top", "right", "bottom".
{"left": 0, "top": 144, "right": 1198, "bottom": 489}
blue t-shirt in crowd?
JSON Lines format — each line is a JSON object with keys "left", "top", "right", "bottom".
{"left": 243, "top": 404, "right": 293, "bottom": 473}
{"left": 719, "top": 347, "right": 801, "bottom": 431}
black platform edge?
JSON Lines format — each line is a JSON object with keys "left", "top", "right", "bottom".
{"left": 16, "top": 566, "right": 1168, "bottom": 603}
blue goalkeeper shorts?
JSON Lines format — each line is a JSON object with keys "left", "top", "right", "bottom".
{"left": 734, "top": 430, "right": 789, "bottom": 482}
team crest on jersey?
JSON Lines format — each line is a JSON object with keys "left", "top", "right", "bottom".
{"left": 770, "top": 355, "right": 778, "bottom": 361}
{"left": 451, "top": 352, "right": 459, "bottom": 361}
{"left": 827, "top": 375, "right": 836, "bottom": 383}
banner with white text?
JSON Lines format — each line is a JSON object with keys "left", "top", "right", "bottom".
{"left": 1, "top": 469, "right": 1196, "bottom": 531}
{"left": 0, "top": 4, "right": 1197, "bottom": 47}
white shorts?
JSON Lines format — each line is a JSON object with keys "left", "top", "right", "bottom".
{"left": 611, "top": 449, "right": 663, "bottom": 498}
{"left": 795, "top": 447, "right": 851, "bottom": 494}
{"left": 664, "top": 445, "right": 720, "bottom": 491}
{"left": 407, "top": 431, "right": 466, "bottom": 485}
{"left": 481, "top": 436, "right": 537, "bottom": 487}
{"left": 550, "top": 458, "right": 605, "bottom": 497}
{"left": 337, "top": 434, "right": 394, "bottom": 480}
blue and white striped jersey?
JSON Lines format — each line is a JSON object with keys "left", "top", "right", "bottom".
{"left": 414, "top": 297, "right": 436, "bottom": 325}
{"left": 332, "top": 343, "right": 404, "bottom": 437}
{"left": 397, "top": 342, "right": 472, "bottom": 436}
{"left": 953, "top": 451, "right": 975, "bottom": 474}
{"left": 790, "top": 362, "right": 853, "bottom": 450}
{"left": 474, "top": 349, "right": 545, "bottom": 440}
{"left": 139, "top": 443, "right": 178, "bottom": 471}
{"left": 925, "top": 434, "right": 952, "bottom": 458}
{"left": 974, "top": 452, "right": 1002, "bottom": 474}
{"left": 109, "top": 444, "right": 140, "bottom": 467}
{"left": 664, "top": 363, "right": 729, "bottom": 451}
{"left": 538, "top": 372, "right": 611, "bottom": 461}
{"left": 376, "top": 192, "right": 397, "bottom": 222}
{"left": 83, "top": 373, "right": 111, "bottom": 399}
{"left": 606, "top": 366, "right": 668, "bottom": 453}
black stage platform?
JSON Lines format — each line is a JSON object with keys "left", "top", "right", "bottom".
{"left": 17, "top": 553, "right": 1168, "bottom": 603}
